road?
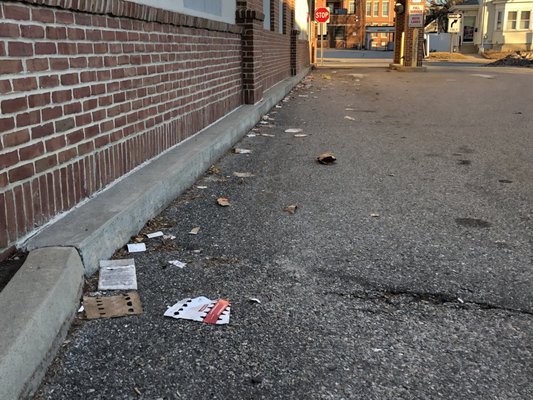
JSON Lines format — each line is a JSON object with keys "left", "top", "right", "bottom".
{"left": 35, "top": 61, "right": 533, "bottom": 399}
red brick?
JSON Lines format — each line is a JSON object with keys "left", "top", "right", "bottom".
{"left": 46, "top": 26, "right": 67, "bottom": 40}
{"left": 74, "top": 14, "right": 92, "bottom": 26}
{"left": 4, "top": 190, "right": 17, "bottom": 243}
{"left": 58, "top": 148, "right": 77, "bottom": 163}
{"left": 52, "top": 89, "right": 72, "bottom": 103}
{"left": 80, "top": 71, "right": 97, "bottom": 83}
{"left": 58, "top": 42, "right": 78, "bottom": 55}
{"left": 0, "top": 173, "right": 7, "bottom": 188}
{"left": 35, "top": 42, "right": 56, "bottom": 55}
{"left": 67, "top": 28, "right": 85, "bottom": 40}
{"left": 64, "top": 102, "right": 82, "bottom": 115}
{"left": 0, "top": 42, "right": 4, "bottom": 56}
{"left": 55, "top": 117, "right": 75, "bottom": 132}
{"left": 31, "top": 8, "right": 54, "bottom": 23}
{"left": 9, "top": 163, "right": 34, "bottom": 183}
{"left": 1, "top": 97, "right": 27, "bottom": 114}
{"left": 31, "top": 178, "right": 41, "bottom": 226}
{"left": 39, "top": 75, "right": 59, "bottom": 88}
{"left": 67, "top": 129, "right": 84, "bottom": 145}
{"left": 0, "top": 117, "right": 15, "bottom": 133}
{"left": 49, "top": 58, "right": 69, "bottom": 70}
{"left": 73, "top": 86, "right": 90, "bottom": 99}
{"left": 55, "top": 11, "right": 74, "bottom": 24}
{"left": 16, "top": 110, "right": 41, "bottom": 128}
{"left": 35, "top": 154, "right": 57, "bottom": 173}
{"left": 31, "top": 122, "right": 54, "bottom": 139}
{"left": 84, "top": 124, "right": 100, "bottom": 138}
{"left": 45, "top": 136, "right": 66, "bottom": 152}
{"left": 14, "top": 185, "right": 25, "bottom": 236}
{"left": 39, "top": 175, "right": 49, "bottom": 219}
{"left": 0, "top": 80, "right": 12, "bottom": 94}
{"left": 8, "top": 41, "right": 33, "bottom": 57}
{"left": 93, "top": 43, "right": 108, "bottom": 54}
{"left": 0, "top": 59, "right": 23, "bottom": 74}
{"left": 12, "top": 77, "right": 37, "bottom": 92}
{"left": 0, "top": 150, "right": 19, "bottom": 169}
{"left": 83, "top": 99, "right": 98, "bottom": 112}
{"left": 75, "top": 113, "right": 92, "bottom": 127}
{"left": 88, "top": 56, "right": 104, "bottom": 68}
{"left": 26, "top": 58, "right": 49, "bottom": 72}
{"left": 78, "top": 141, "right": 94, "bottom": 156}
{"left": 3, "top": 4, "right": 30, "bottom": 20}
{"left": 86, "top": 29, "right": 102, "bottom": 41}
{"left": 69, "top": 57, "right": 87, "bottom": 69}
{"left": 19, "top": 142, "right": 45, "bottom": 161}
{"left": 0, "top": 23, "right": 20, "bottom": 38}
{"left": 23, "top": 181, "right": 33, "bottom": 232}
{"left": 48, "top": 172, "right": 57, "bottom": 216}
{"left": 60, "top": 73, "right": 79, "bottom": 85}
{"left": 21, "top": 25, "right": 45, "bottom": 38}
{"left": 28, "top": 93, "right": 51, "bottom": 108}
{"left": 77, "top": 43, "right": 93, "bottom": 54}
{"left": 41, "top": 106, "right": 62, "bottom": 121}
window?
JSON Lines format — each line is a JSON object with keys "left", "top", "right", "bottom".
{"left": 496, "top": 11, "right": 502, "bottom": 30}
{"left": 507, "top": 11, "right": 517, "bottom": 30}
{"left": 520, "top": 11, "right": 530, "bottom": 29}
{"left": 263, "top": 0, "right": 271, "bottom": 30}
{"left": 382, "top": 1, "right": 389, "bottom": 17}
{"left": 349, "top": 0, "right": 355, "bottom": 14}
{"left": 279, "top": 0, "right": 284, "bottom": 33}
{"left": 373, "top": 1, "right": 379, "bottom": 17}
{"left": 366, "top": 1, "right": 371, "bottom": 16}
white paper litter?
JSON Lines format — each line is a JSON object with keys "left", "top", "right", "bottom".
{"left": 259, "top": 120, "right": 269, "bottom": 125}
{"left": 345, "top": 108, "right": 355, "bottom": 111}
{"left": 234, "top": 148, "right": 252, "bottom": 154}
{"left": 163, "top": 234, "right": 176, "bottom": 240}
{"left": 370, "top": 213, "right": 380, "bottom": 218}
{"left": 78, "top": 305, "right": 84, "bottom": 313}
{"left": 471, "top": 74, "right": 495, "bottom": 79}
{"left": 275, "top": 105, "right": 282, "bottom": 108}
{"left": 233, "top": 172, "right": 255, "bottom": 178}
{"left": 249, "top": 298, "right": 261, "bottom": 304}
{"left": 246, "top": 133, "right": 257, "bottom": 137}
{"left": 146, "top": 231, "right": 164, "bottom": 238}
{"left": 298, "top": 95, "right": 309, "bottom": 98}
{"left": 169, "top": 260, "right": 187, "bottom": 269}
{"left": 189, "top": 227, "right": 200, "bottom": 235}
{"left": 127, "top": 243, "right": 146, "bottom": 253}
{"left": 294, "top": 134, "right": 308, "bottom": 138}
{"left": 196, "top": 185, "right": 208, "bottom": 189}
{"left": 285, "top": 128, "right": 303, "bottom": 133}
{"left": 344, "top": 116, "right": 355, "bottom": 121}
{"left": 164, "top": 297, "right": 231, "bottom": 325}
{"left": 98, "top": 259, "right": 137, "bottom": 290}
{"left": 261, "top": 133, "right": 275, "bottom": 137}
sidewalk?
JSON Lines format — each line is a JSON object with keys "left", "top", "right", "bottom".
{"left": 21, "top": 63, "right": 533, "bottom": 398}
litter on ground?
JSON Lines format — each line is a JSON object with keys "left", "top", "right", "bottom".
{"left": 233, "top": 148, "right": 252, "bottom": 154}
{"left": 169, "top": 260, "right": 187, "bottom": 269}
{"left": 163, "top": 234, "right": 176, "bottom": 240}
{"left": 285, "top": 128, "right": 303, "bottom": 133}
{"left": 283, "top": 205, "right": 298, "bottom": 214}
{"left": 344, "top": 116, "right": 355, "bottom": 121}
{"left": 294, "top": 134, "right": 308, "bottom": 138}
{"left": 317, "top": 152, "right": 337, "bottom": 165}
{"left": 164, "top": 297, "right": 231, "bottom": 325}
{"left": 233, "top": 172, "right": 255, "bottom": 178}
{"left": 98, "top": 259, "right": 138, "bottom": 290}
{"left": 83, "top": 292, "right": 143, "bottom": 319}
{"left": 146, "top": 231, "right": 164, "bottom": 239}
{"left": 127, "top": 243, "right": 146, "bottom": 253}
{"left": 217, "top": 197, "right": 231, "bottom": 207}
{"left": 189, "top": 227, "right": 200, "bottom": 235}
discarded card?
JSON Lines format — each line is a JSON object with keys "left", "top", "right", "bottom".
{"left": 83, "top": 292, "right": 143, "bottom": 319}
{"left": 164, "top": 297, "right": 231, "bottom": 325}
{"left": 98, "top": 259, "right": 137, "bottom": 290}
{"left": 285, "top": 128, "right": 303, "bottom": 133}
{"left": 127, "top": 243, "right": 146, "bottom": 253}
{"left": 146, "top": 231, "right": 164, "bottom": 239}
{"left": 169, "top": 260, "right": 187, "bottom": 269}
{"left": 233, "top": 148, "right": 252, "bottom": 154}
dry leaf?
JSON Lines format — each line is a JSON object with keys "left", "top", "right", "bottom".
{"left": 217, "top": 197, "right": 230, "bottom": 207}
{"left": 317, "top": 152, "right": 336, "bottom": 165}
{"left": 132, "top": 235, "right": 144, "bottom": 243}
{"left": 283, "top": 205, "right": 298, "bottom": 214}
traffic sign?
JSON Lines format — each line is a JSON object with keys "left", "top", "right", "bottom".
{"left": 315, "top": 7, "right": 330, "bottom": 23}
{"left": 448, "top": 14, "right": 462, "bottom": 33}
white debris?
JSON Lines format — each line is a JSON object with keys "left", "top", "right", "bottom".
{"left": 146, "top": 231, "right": 164, "bottom": 239}
{"left": 127, "top": 243, "right": 146, "bottom": 253}
{"left": 98, "top": 259, "right": 138, "bottom": 290}
{"left": 169, "top": 260, "right": 187, "bottom": 269}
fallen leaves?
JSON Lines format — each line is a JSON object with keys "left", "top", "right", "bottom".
{"left": 217, "top": 197, "right": 231, "bottom": 207}
{"left": 317, "top": 152, "right": 336, "bottom": 165}
{"left": 283, "top": 205, "right": 298, "bottom": 214}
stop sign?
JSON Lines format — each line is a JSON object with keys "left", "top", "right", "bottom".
{"left": 314, "top": 7, "right": 330, "bottom": 23}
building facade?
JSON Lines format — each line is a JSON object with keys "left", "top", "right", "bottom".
{"left": 453, "top": 0, "right": 533, "bottom": 52}
{"left": 0, "top": 0, "right": 311, "bottom": 260}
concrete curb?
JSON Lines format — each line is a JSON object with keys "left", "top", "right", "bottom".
{"left": 25, "top": 68, "right": 310, "bottom": 275}
{"left": 0, "top": 247, "right": 84, "bottom": 400}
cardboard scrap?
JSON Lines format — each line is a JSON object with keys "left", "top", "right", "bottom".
{"left": 127, "top": 243, "right": 146, "bottom": 253}
{"left": 83, "top": 292, "right": 143, "bottom": 319}
{"left": 98, "top": 259, "right": 137, "bottom": 290}
{"left": 217, "top": 197, "right": 230, "bottom": 207}
{"left": 164, "top": 297, "right": 231, "bottom": 325}
{"left": 317, "top": 151, "right": 336, "bottom": 165}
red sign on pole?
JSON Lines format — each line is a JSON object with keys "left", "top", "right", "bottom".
{"left": 314, "top": 7, "right": 330, "bottom": 23}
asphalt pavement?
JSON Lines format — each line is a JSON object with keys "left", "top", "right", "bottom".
{"left": 35, "top": 62, "right": 533, "bottom": 399}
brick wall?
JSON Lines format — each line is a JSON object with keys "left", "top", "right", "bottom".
{"left": 0, "top": 0, "right": 309, "bottom": 260}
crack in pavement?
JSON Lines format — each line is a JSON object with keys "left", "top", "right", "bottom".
{"left": 324, "top": 289, "right": 533, "bottom": 316}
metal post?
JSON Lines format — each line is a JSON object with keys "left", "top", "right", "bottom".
{"left": 450, "top": 32, "right": 454, "bottom": 53}
{"left": 400, "top": 32, "right": 405, "bottom": 65}
{"left": 320, "top": 22, "right": 324, "bottom": 66}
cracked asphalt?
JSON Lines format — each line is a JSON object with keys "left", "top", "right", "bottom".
{"left": 35, "top": 63, "right": 533, "bottom": 399}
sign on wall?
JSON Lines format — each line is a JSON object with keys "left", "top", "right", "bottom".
{"left": 408, "top": 4, "right": 424, "bottom": 28}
